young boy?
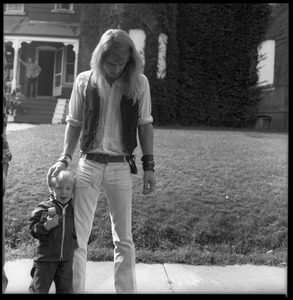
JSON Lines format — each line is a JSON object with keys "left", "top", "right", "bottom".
{"left": 29, "top": 170, "right": 76, "bottom": 294}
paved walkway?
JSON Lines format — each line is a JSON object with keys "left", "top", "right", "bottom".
{"left": 3, "top": 259, "right": 287, "bottom": 294}
{"left": 6, "top": 122, "right": 38, "bottom": 132}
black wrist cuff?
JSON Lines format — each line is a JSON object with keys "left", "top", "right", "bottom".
{"left": 57, "top": 154, "right": 72, "bottom": 168}
{"left": 61, "top": 153, "right": 72, "bottom": 161}
{"left": 141, "top": 155, "right": 155, "bottom": 172}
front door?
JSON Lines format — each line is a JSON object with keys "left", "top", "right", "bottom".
{"left": 37, "top": 50, "right": 55, "bottom": 96}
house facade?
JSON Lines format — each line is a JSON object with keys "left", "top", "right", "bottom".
{"left": 4, "top": 3, "right": 81, "bottom": 99}
{"left": 4, "top": 3, "right": 287, "bottom": 131}
{"left": 256, "top": 3, "right": 288, "bottom": 131}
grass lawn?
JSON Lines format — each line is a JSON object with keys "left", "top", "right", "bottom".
{"left": 4, "top": 124, "right": 288, "bottom": 267}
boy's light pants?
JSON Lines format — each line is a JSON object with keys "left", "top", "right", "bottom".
{"left": 72, "top": 158, "right": 137, "bottom": 294}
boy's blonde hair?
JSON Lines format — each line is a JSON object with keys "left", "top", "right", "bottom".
{"left": 50, "top": 170, "right": 75, "bottom": 189}
{"left": 90, "top": 29, "right": 143, "bottom": 102}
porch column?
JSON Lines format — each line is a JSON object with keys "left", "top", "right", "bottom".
{"left": 72, "top": 42, "right": 79, "bottom": 80}
{"left": 8, "top": 38, "right": 33, "bottom": 92}
{"left": 7, "top": 38, "right": 21, "bottom": 92}
{"left": 17, "top": 39, "right": 33, "bottom": 92}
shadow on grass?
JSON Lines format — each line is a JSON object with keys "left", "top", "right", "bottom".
{"left": 154, "top": 124, "right": 288, "bottom": 134}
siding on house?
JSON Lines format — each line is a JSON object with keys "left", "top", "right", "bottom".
{"left": 23, "top": 3, "right": 82, "bottom": 23}
{"left": 257, "top": 3, "right": 288, "bottom": 131}
{"left": 4, "top": 16, "right": 80, "bottom": 37}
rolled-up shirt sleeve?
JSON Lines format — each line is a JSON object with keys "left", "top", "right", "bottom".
{"left": 138, "top": 74, "right": 153, "bottom": 126}
{"left": 66, "top": 71, "right": 90, "bottom": 128}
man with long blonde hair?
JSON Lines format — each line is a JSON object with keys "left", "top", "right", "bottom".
{"left": 47, "top": 29, "right": 156, "bottom": 294}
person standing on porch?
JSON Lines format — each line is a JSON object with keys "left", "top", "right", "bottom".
{"left": 18, "top": 56, "right": 41, "bottom": 98}
{"left": 46, "top": 28, "right": 156, "bottom": 294}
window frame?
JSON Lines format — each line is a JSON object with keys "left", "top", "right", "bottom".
{"left": 257, "top": 39, "right": 276, "bottom": 89}
{"left": 52, "top": 4, "right": 74, "bottom": 13}
{"left": 64, "top": 45, "right": 75, "bottom": 85}
{"left": 157, "top": 33, "right": 168, "bottom": 79}
{"left": 4, "top": 3, "right": 25, "bottom": 15}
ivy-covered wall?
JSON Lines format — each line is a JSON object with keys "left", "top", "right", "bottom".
{"left": 79, "top": 3, "right": 271, "bottom": 128}
{"left": 175, "top": 3, "right": 271, "bottom": 127}
{"left": 79, "top": 3, "right": 178, "bottom": 125}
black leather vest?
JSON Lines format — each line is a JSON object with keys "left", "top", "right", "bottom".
{"left": 80, "top": 73, "right": 139, "bottom": 155}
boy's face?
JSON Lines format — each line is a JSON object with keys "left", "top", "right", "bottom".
{"left": 52, "top": 181, "right": 74, "bottom": 205}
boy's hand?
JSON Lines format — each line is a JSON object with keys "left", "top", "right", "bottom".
{"left": 44, "top": 214, "right": 60, "bottom": 230}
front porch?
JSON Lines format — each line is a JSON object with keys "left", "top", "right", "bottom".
{"left": 4, "top": 15, "right": 80, "bottom": 99}
{"left": 7, "top": 97, "right": 69, "bottom": 124}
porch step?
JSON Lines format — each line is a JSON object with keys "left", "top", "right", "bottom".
{"left": 12, "top": 116, "right": 53, "bottom": 124}
{"left": 12, "top": 97, "right": 69, "bottom": 124}
{"left": 23, "top": 97, "right": 57, "bottom": 106}
{"left": 14, "top": 97, "right": 57, "bottom": 124}
{"left": 24, "top": 103, "right": 57, "bottom": 109}
{"left": 20, "top": 111, "right": 55, "bottom": 117}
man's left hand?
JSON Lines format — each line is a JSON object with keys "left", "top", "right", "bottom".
{"left": 143, "top": 170, "right": 156, "bottom": 195}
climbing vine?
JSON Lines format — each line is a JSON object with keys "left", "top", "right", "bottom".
{"left": 176, "top": 3, "right": 272, "bottom": 127}
{"left": 79, "top": 3, "right": 271, "bottom": 127}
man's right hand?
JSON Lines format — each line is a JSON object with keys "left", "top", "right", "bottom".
{"left": 46, "top": 162, "right": 66, "bottom": 188}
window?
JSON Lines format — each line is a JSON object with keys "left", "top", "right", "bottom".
{"left": 257, "top": 40, "right": 275, "bottom": 87}
{"left": 128, "top": 29, "right": 146, "bottom": 72}
{"left": 4, "top": 3, "right": 24, "bottom": 14}
{"left": 65, "top": 45, "right": 75, "bottom": 83}
{"left": 54, "top": 4, "right": 74, "bottom": 12}
{"left": 157, "top": 33, "right": 168, "bottom": 79}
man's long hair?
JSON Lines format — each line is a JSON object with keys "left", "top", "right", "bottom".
{"left": 90, "top": 29, "right": 143, "bottom": 102}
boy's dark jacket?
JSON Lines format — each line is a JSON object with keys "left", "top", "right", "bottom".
{"left": 29, "top": 196, "right": 76, "bottom": 262}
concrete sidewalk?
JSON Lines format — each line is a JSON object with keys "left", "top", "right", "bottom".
{"left": 3, "top": 259, "right": 287, "bottom": 294}
{"left": 6, "top": 122, "right": 38, "bottom": 132}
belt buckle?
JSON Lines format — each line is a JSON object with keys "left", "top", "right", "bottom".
{"left": 99, "top": 154, "right": 109, "bottom": 164}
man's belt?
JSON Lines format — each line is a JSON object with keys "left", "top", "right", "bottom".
{"left": 82, "top": 153, "right": 129, "bottom": 164}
